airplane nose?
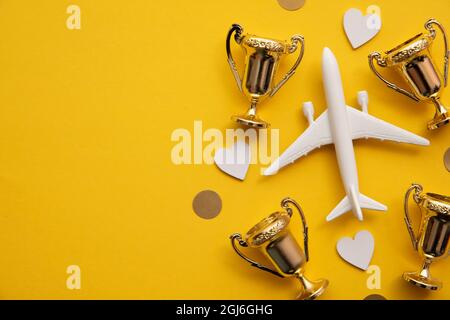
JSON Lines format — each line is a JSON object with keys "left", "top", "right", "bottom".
{"left": 322, "top": 47, "right": 337, "bottom": 65}
{"left": 323, "top": 47, "right": 332, "bottom": 55}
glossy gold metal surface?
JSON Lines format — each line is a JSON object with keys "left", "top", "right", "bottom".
{"left": 230, "top": 198, "right": 328, "bottom": 300}
{"left": 403, "top": 184, "right": 450, "bottom": 290}
{"left": 226, "top": 24, "right": 305, "bottom": 128}
{"left": 369, "top": 19, "right": 450, "bottom": 130}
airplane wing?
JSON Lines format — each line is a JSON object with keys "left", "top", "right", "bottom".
{"left": 346, "top": 106, "right": 430, "bottom": 145}
{"left": 263, "top": 111, "right": 333, "bottom": 175}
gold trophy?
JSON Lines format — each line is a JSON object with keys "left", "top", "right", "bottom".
{"left": 403, "top": 183, "right": 450, "bottom": 290}
{"left": 369, "top": 19, "right": 450, "bottom": 130}
{"left": 230, "top": 198, "right": 328, "bottom": 300}
{"left": 226, "top": 24, "right": 305, "bottom": 128}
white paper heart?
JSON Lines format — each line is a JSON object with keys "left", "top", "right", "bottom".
{"left": 214, "top": 141, "right": 250, "bottom": 181}
{"left": 337, "top": 230, "right": 374, "bottom": 270}
{"left": 343, "top": 8, "right": 381, "bottom": 49}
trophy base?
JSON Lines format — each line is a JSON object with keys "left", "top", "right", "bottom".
{"left": 427, "top": 113, "right": 450, "bottom": 130}
{"left": 403, "top": 272, "right": 443, "bottom": 291}
{"left": 296, "top": 278, "right": 329, "bottom": 300}
{"left": 232, "top": 114, "right": 270, "bottom": 129}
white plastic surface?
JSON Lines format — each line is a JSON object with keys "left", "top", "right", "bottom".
{"left": 303, "top": 102, "right": 315, "bottom": 126}
{"left": 357, "top": 91, "right": 369, "bottom": 113}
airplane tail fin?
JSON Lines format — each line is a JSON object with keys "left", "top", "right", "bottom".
{"left": 326, "top": 187, "right": 387, "bottom": 222}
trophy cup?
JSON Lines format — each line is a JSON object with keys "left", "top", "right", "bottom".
{"left": 226, "top": 24, "right": 305, "bottom": 128}
{"left": 369, "top": 19, "right": 450, "bottom": 130}
{"left": 230, "top": 198, "right": 328, "bottom": 300}
{"left": 403, "top": 183, "right": 450, "bottom": 290}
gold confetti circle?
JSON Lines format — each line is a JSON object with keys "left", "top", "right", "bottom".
{"left": 444, "top": 148, "right": 450, "bottom": 172}
{"left": 364, "top": 294, "right": 387, "bottom": 300}
{"left": 192, "top": 190, "right": 222, "bottom": 220}
{"left": 277, "top": 0, "right": 306, "bottom": 11}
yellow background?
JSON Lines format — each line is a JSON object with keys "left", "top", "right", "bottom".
{"left": 0, "top": 0, "right": 448, "bottom": 299}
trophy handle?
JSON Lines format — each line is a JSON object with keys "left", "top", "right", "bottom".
{"left": 368, "top": 52, "right": 420, "bottom": 102}
{"left": 425, "top": 19, "right": 450, "bottom": 87}
{"left": 229, "top": 233, "right": 284, "bottom": 278}
{"left": 404, "top": 183, "right": 424, "bottom": 251}
{"left": 226, "top": 24, "right": 244, "bottom": 93}
{"left": 281, "top": 197, "right": 309, "bottom": 262}
{"left": 269, "top": 35, "right": 305, "bottom": 97}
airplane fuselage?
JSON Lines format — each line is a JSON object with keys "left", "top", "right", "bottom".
{"left": 322, "top": 48, "right": 361, "bottom": 219}
{"left": 328, "top": 100, "right": 360, "bottom": 200}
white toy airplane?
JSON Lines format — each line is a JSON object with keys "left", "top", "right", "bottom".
{"left": 264, "top": 48, "right": 430, "bottom": 222}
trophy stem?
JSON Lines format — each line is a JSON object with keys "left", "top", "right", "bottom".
{"left": 248, "top": 100, "right": 257, "bottom": 117}
{"left": 428, "top": 97, "right": 450, "bottom": 130}
{"left": 232, "top": 99, "right": 270, "bottom": 129}
{"left": 419, "top": 258, "right": 432, "bottom": 279}
{"left": 403, "top": 258, "right": 443, "bottom": 290}
{"left": 295, "top": 272, "right": 329, "bottom": 300}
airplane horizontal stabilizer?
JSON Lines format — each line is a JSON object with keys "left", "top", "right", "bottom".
{"left": 326, "top": 196, "right": 351, "bottom": 222}
{"left": 359, "top": 193, "right": 387, "bottom": 211}
{"left": 326, "top": 190, "right": 387, "bottom": 222}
